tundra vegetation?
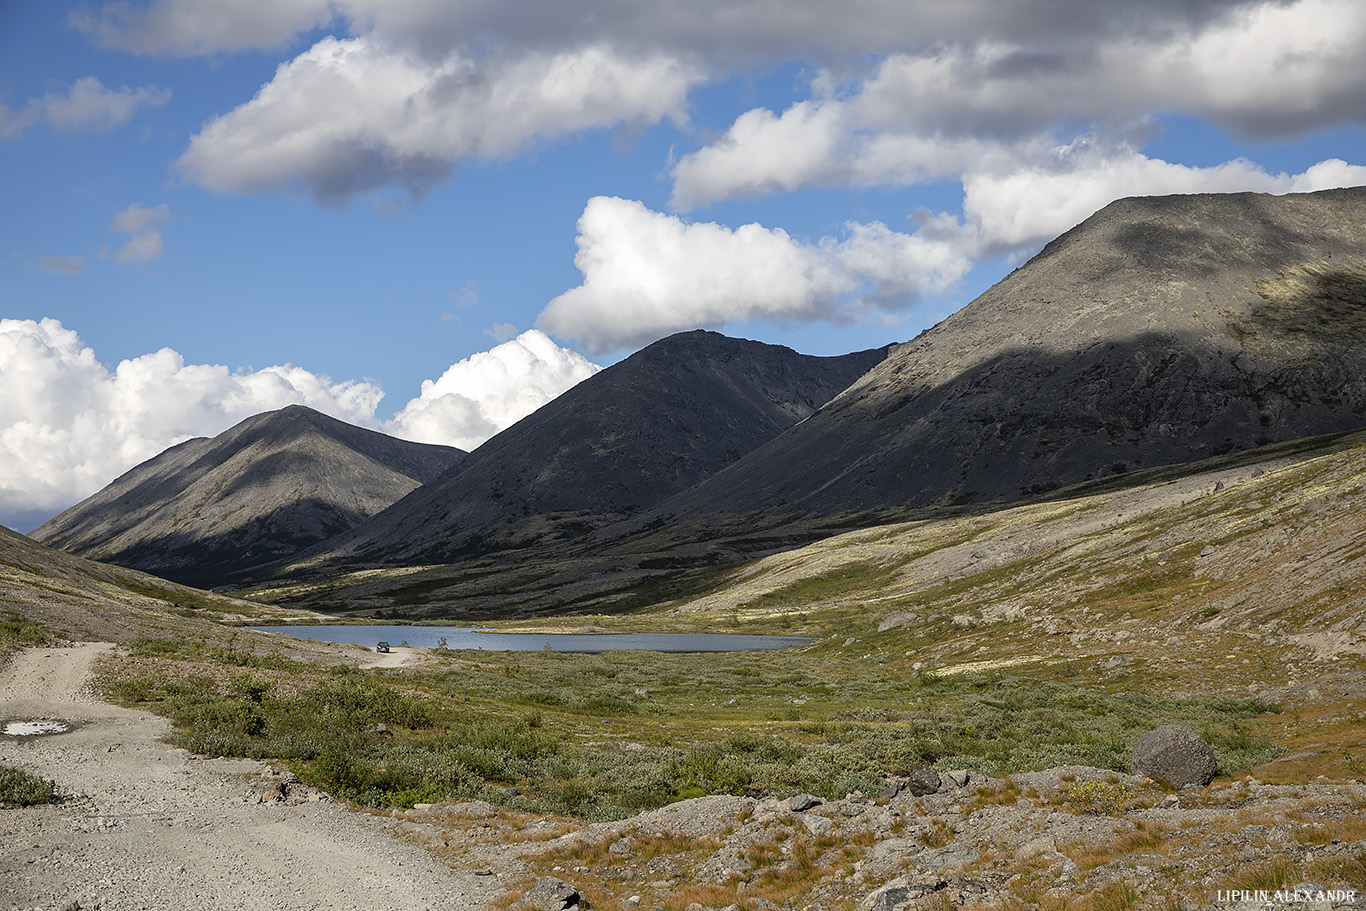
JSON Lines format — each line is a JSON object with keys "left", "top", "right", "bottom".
{"left": 98, "top": 633, "right": 1279, "bottom": 818}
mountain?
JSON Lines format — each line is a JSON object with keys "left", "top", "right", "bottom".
{"left": 640, "top": 187, "right": 1366, "bottom": 537}
{"left": 304, "top": 331, "right": 889, "bottom": 567}
{"left": 31, "top": 405, "right": 464, "bottom": 587}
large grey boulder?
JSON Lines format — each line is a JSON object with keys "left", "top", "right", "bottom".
{"left": 878, "top": 612, "right": 919, "bottom": 632}
{"left": 515, "top": 876, "right": 582, "bottom": 911}
{"left": 1131, "top": 725, "right": 1217, "bottom": 788}
{"left": 904, "top": 767, "right": 941, "bottom": 796}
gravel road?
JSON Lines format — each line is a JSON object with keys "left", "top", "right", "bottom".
{"left": 0, "top": 644, "right": 497, "bottom": 911}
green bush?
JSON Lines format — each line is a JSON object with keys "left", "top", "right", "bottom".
{"left": 0, "top": 764, "right": 56, "bottom": 806}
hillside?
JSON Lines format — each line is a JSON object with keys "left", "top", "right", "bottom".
{"left": 640, "top": 187, "right": 1366, "bottom": 538}
{"left": 295, "top": 331, "right": 887, "bottom": 568}
{"left": 0, "top": 521, "right": 329, "bottom": 654}
{"left": 31, "top": 405, "right": 463, "bottom": 587}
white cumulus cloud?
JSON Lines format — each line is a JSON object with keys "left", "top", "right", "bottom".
{"left": 385, "top": 330, "right": 601, "bottom": 451}
{"left": 535, "top": 197, "right": 971, "bottom": 354}
{"left": 175, "top": 36, "right": 698, "bottom": 201}
{"left": 0, "top": 318, "right": 382, "bottom": 532}
{"left": 0, "top": 320, "right": 604, "bottom": 531}
{"left": 0, "top": 76, "right": 170, "bottom": 140}
{"left": 959, "top": 140, "right": 1366, "bottom": 256}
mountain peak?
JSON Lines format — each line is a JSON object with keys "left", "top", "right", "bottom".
{"left": 304, "top": 331, "right": 890, "bottom": 567}
{"left": 32, "top": 406, "right": 464, "bottom": 587}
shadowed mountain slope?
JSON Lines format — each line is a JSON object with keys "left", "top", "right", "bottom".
{"left": 636, "top": 188, "right": 1366, "bottom": 537}
{"left": 304, "top": 331, "right": 889, "bottom": 567}
{"left": 32, "top": 405, "right": 464, "bottom": 586}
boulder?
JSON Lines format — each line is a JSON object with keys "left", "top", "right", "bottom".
{"left": 1130, "top": 725, "right": 1217, "bottom": 788}
{"left": 857, "top": 838, "right": 920, "bottom": 880}
{"left": 788, "top": 793, "right": 822, "bottom": 812}
{"left": 800, "top": 814, "right": 833, "bottom": 837}
{"left": 860, "top": 875, "right": 923, "bottom": 911}
{"left": 878, "top": 612, "right": 919, "bottom": 632}
{"left": 904, "top": 767, "right": 941, "bottom": 796}
{"left": 515, "top": 876, "right": 582, "bottom": 911}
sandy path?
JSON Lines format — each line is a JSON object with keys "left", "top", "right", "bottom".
{"left": 360, "top": 646, "right": 421, "bottom": 670}
{"left": 0, "top": 644, "right": 498, "bottom": 911}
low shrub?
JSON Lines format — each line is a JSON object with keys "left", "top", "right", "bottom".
{"left": 0, "top": 764, "right": 56, "bottom": 806}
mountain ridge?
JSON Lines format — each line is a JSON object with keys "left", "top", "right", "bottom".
{"left": 32, "top": 405, "right": 464, "bottom": 587}
{"left": 303, "top": 330, "right": 890, "bottom": 568}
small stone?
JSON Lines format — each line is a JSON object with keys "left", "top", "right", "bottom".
{"left": 1015, "top": 835, "right": 1057, "bottom": 860}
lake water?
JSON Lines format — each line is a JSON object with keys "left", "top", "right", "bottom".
{"left": 250, "top": 624, "right": 811, "bottom": 653}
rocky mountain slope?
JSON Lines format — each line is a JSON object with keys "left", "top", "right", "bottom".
{"left": 32, "top": 405, "right": 463, "bottom": 587}
{"left": 641, "top": 187, "right": 1366, "bottom": 539}
{"left": 297, "top": 331, "right": 887, "bottom": 568}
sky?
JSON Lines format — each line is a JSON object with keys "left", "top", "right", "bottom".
{"left": 2, "top": 0, "right": 1365, "bottom": 532}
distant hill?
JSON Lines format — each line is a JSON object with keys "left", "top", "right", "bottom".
{"left": 31, "top": 405, "right": 464, "bottom": 587}
{"left": 642, "top": 187, "right": 1366, "bottom": 537}
{"left": 305, "top": 331, "right": 889, "bottom": 567}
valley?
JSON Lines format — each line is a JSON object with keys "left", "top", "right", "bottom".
{"left": 4, "top": 188, "right": 1366, "bottom": 910}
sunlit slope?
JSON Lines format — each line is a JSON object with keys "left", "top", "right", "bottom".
{"left": 1, "top": 522, "right": 326, "bottom": 648}
{"left": 673, "top": 429, "right": 1366, "bottom": 661}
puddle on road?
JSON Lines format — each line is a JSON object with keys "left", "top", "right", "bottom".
{"left": 3, "top": 720, "right": 71, "bottom": 736}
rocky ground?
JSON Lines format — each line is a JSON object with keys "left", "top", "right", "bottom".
{"left": 378, "top": 767, "right": 1365, "bottom": 911}
{"left": 3, "top": 643, "right": 1363, "bottom": 911}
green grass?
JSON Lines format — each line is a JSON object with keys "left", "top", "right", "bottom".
{"left": 0, "top": 764, "right": 56, "bottom": 806}
{"left": 739, "top": 559, "right": 909, "bottom": 611}
{"left": 102, "top": 639, "right": 1281, "bottom": 819}
{"left": 0, "top": 611, "right": 52, "bottom": 648}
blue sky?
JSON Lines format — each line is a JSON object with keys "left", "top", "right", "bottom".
{"left": 2, "top": 0, "right": 1364, "bottom": 530}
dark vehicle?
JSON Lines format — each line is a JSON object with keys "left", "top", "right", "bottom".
{"left": 375, "top": 641, "right": 391, "bottom": 653}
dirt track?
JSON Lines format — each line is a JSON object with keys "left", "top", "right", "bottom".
{"left": 0, "top": 644, "right": 497, "bottom": 911}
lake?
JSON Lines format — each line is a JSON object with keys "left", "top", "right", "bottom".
{"left": 250, "top": 624, "right": 811, "bottom": 653}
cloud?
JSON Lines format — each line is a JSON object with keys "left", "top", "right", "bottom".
{"left": 73, "top": 0, "right": 1256, "bottom": 62}
{"left": 385, "top": 330, "right": 600, "bottom": 450}
{"left": 959, "top": 139, "right": 1366, "bottom": 256}
{"left": 78, "top": 0, "right": 1361, "bottom": 207}
{"left": 175, "top": 36, "right": 698, "bottom": 201}
{"left": 670, "top": 0, "right": 1366, "bottom": 210}
{"left": 69, "top": 0, "right": 335, "bottom": 55}
{"left": 105, "top": 203, "right": 171, "bottom": 264}
{"left": 42, "top": 256, "right": 85, "bottom": 275}
{"left": 0, "top": 318, "right": 383, "bottom": 531}
{"left": 0, "top": 77, "right": 169, "bottom": 140}
{"left": 535, "top": 197, "right": 970, "bottom": 353}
